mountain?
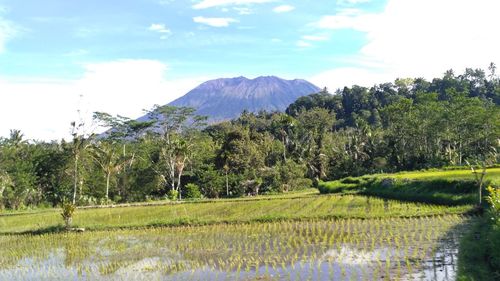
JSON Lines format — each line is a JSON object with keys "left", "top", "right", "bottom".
{"left": 167, "top": 76, "right": 320, "bottom": 122}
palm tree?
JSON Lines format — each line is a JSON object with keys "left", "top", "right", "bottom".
{"left": 90, "top": 141, "right": 127, "bottom": 204}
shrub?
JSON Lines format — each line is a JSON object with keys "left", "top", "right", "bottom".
{"left": 61, "top": 202, "right": 76, "bottom": 229}
{"left": 167, "top": 189, "right": 179, "bottom": 201}
{"left": 184, "top": 183, "right": 202, "bottom": 199}
{"left": 486, "top": 185, "right": 500, "bottom": 224}
{"left": 340, "top": 177, "right": 361, "bottom": 184}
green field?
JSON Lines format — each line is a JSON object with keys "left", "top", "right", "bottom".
{"left": 0, "top": 193, "right": 471, "bottom": 234}
{"left": 0, "top": 168, "right": 496, "bottom": 280}
{"left": 0, "top": 215, "right": 473, "bottom": 280}
{"left": 318, "top": 168, "right": 500, "bottom": 206}
{"left": 385, "top": 167, "right": 500, "bottom": 182}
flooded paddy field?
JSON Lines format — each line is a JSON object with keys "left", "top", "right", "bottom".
{"left": 0, "top": 215, "right": 473, "bottom": 280}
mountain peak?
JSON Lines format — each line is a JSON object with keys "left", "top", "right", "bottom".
{"left": 168, "top": 76, "right": 320, "bottom": 122}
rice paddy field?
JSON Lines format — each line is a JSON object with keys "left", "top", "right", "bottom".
{"left": 0, "top": 215, "right": 473, "bottom": 281}
{"left": 0, "top": 168, "right": 489, "bottom": 280}
{"left": 0, "top": 194, "right": 471, "bottom": 234}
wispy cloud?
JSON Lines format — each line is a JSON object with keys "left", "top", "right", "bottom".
{"left": 149, "top": 23, "right": 171, "bottom": 34}
{"left": 149, "top": 23, "right": 172, "bottom": 39}
{"left": 0, "top": 10, "right": 17, "bottom": 54}
{"left": 337, "top": 0, "right": 371, "bottom": 5}
{"left": 312, "top": 9, "right": 374, "bottom": 31}
{"left": 193, "top": 0, "right": 274, "bottom": 10}
{"left": 296, "top": 40, "right": 312, "bottom": 48}
{"left": 74, "top": 27, "right": 101, "bottom": 38}
{"left": 63, "top": 49, "right": 89, "bottom": 57}
{"left": 273, "top": 5, "right": 295, "bottom": 13}
{"left": 193, "top": 16, "right": 238, "bottom": 27}
{"left": 158, "top": 0, "right": 174, "bottom": 5}
{"left": 302, "top": 35, "right": 329, "bottom": 41}
{"left": 234, "top": 7, "right": 253, "bottom": 15}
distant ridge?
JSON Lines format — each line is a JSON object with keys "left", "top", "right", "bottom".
{"left": 167, "top": 76, "right": 320, "bottom": 122}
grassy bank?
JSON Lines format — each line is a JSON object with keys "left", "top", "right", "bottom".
{"left": 318, "top": 168, "right": 500, "bottom": 205}
{"left": 0, "top": 193, "right": 472, "bottom": 234}
{"left": 457, "top": 217, "right": 500, "bottom": 280}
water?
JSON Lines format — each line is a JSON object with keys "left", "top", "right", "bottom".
{"left": 0, "top": 216, "right": 472, "bottom": 280}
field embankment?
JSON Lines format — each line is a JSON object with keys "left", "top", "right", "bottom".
{"left": 318, "top": 168, "right": 500, "bottom": 206}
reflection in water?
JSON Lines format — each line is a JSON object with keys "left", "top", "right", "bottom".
{"left": 0, "top": 216, "right": 472, "bottom": 280}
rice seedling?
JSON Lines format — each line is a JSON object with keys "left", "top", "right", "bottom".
{"left": 0, "top": 214, "right": 473, "bottom": 280}
{"left": 0, "top": 194, "right": 473, "bottom": 234}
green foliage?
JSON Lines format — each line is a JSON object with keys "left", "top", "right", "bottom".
{"left": 60, "top": 202, "right": 76, "bottom": 229}
{"left": 184, "top": 183, "right": 202, "bottom": 199}
{"left": 167, "top": 189, "right": 179, "bottom": 201}
{"left": 486, "top": 185, "right": 500, "bottom": 223}
{"left": 0, "top": 66, "right": 499, "bottom": 209}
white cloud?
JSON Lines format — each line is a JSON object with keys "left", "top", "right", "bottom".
{"left": 313, "top": 9, "right": 375, "bottom": 31}
{"left": 234, "top": 7, "right": 253, "bottom": 15}
{"left": 296, "top": 40, "right": 312, "bottom": 48}
{"left": 149, "top": 23, "right": 171, "bottom": 34}
{"left": 193, "top": 16, "right": 238, "bottom": 27}
{"left": 337, "top": 0, "right": 371, "bottom": 5}
{"left": 311, "top": 0, "right": 500, "bottom": 91}
{"left": 158, "top": 0, "right": 174, "bottom": 5}
{"left": 302, "top": 35, "right": 329, "bottom": 41}
{"left": 0, "top": 16, "right": 17, "bottom": 53}
{"left": 273, "top": 5, "right": 295, "bottom": 13}
{"left": 63, "top": 49, "right": 89, "bottom": 57}
{"left": 0, "top": 60, "right": 208, "bottom": 141}
{"left": 193, "top": 0, "right": 274, "bottom": 10}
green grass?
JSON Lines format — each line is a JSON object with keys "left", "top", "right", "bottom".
{"left": 457, "top": 218, "right": 500, "bottom": 280}
{"left": 387, "top": 167, "right": 500, "bottom": 182}
{"left": 0, "top": 193, "right": 472, "bottom": 234}
{"left": 319, "top": 168, "right": 500, "bottom": 205}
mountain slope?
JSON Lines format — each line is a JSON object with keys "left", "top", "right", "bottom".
{"left": 167, "top": 76, "right": 320, "bottom": 121}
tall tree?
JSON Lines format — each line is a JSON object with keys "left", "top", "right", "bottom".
{"left": 146, "top": 105, "right": 206, "bottom": 199}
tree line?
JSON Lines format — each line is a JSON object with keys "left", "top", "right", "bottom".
{"left": 0, "top": 66, "right": 499, "bottom": 209}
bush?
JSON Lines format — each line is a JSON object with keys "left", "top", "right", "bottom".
{"left": 340, "top": 177, "right": 361, "bottom": 184}
{"left": 167, "top": 189, "right": 179, "bottom": 201}
{"left": 486, "top": 186, "right": 500, "bottom": 224}
{"left": 61, "top": 202, "right": 76, "bottom": 229}
{"left": 184, "top": 183, "right": 202, "bottom": 199}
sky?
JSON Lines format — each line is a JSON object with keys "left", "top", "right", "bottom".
{"left": 0, "top": 0, "right": 499, "bottom": 141}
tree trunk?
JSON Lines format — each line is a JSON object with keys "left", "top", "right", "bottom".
{"left": 106, "top": 171, "right": 111, "bottom": 204}
{"left": 73, "top": 156, "right": 78, "bottom": 205}
{"left": 177, "top": 165, "right": 184, "bottom": 200}
{"left": 282, "top": 135, "right": 287, "bottom": 161}
{"left": 225, "top": 170, "right": 229, "bottom": 196}
{"left": 170, "top": 158, "right": 175, "bottom": 192}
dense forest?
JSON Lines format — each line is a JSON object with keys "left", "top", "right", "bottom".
{"left": 1, "top": 66, "right": 499, "bottom": 209}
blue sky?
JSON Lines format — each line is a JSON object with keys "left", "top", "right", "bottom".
{"left": 0, "top": 0, "right": 384, "bottom": 80}
{"left": 0, "top": 0, "right": 499, "bottom": 140}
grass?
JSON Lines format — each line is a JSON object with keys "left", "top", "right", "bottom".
{"left": 0, "top": 193, "right": 472, "bottom": 234}
{"left": 318, "top": 168, "right": 500, "bottom": 205}
{"left": 457, "top": 217, "right": 500, "bottom": 280}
